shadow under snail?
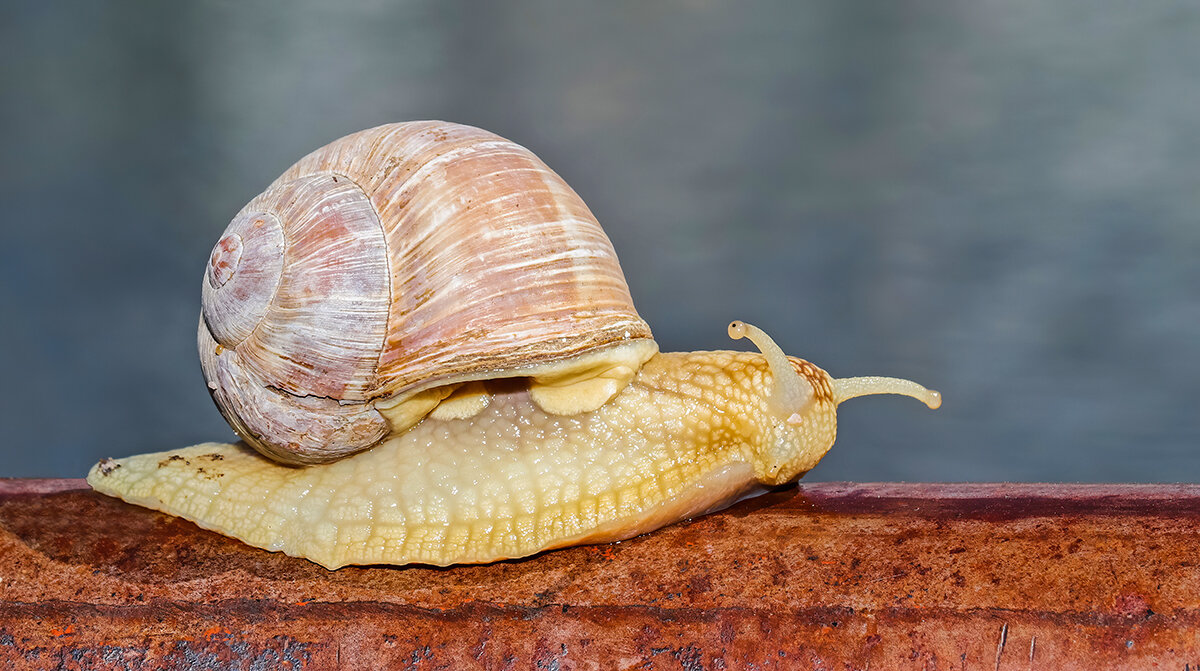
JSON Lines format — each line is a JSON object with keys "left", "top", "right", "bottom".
{"left": 87, "top": 121, "right": 940, "bottom": 569}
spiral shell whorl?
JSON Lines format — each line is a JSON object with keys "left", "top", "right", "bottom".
{"left": 200, "top": 174, "right": 393, "bottom": 463}
{"left": 202, "top": 212, "right": 284, "bottom": 348}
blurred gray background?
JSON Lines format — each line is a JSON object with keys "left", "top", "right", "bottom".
{"left": 2, "top": 1, "right": 1198, "bottom": 480}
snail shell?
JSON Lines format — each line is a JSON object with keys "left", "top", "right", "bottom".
{"left": 199, "top": 122, "right": 656, "bottom": 464}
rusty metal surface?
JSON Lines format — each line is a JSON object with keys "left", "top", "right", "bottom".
{"left": 2, "top": 479, "right": 1199, "bottom": 669}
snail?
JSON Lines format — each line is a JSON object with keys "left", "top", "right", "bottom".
{"left": 87, "top": 121, "right": 940, "bottom": 569}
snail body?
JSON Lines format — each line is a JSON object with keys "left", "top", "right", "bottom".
{"left": 89, "top": 331, "right": 937, "bottom": 569}
{"left": 87, "top": 122, "right": 940, "bottom": 569}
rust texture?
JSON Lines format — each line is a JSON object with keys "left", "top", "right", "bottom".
{"left": 2, "top": 479, "right": 1199, "bottom": 669}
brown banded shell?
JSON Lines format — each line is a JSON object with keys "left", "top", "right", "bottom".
{"left": 199, "top": 121, "right": 655, "bottom": 465}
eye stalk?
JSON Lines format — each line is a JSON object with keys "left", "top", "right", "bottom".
{"left": 727, "top": 320, "right": 813, "bottom": 423}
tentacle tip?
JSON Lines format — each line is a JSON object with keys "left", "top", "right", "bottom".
{"left": 924, "top": 390, "right": 943, "bottom": 410}
{"left": 727, "top": 320, "right": 748, "bottom": 340}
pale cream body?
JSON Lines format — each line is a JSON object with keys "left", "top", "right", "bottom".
{"left": 89, "top": 351, "right": 839, "bottom": 569}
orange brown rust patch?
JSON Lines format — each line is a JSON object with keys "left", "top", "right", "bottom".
{"left": 3, "top": 479, "right": 1200, "bottom": 668}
